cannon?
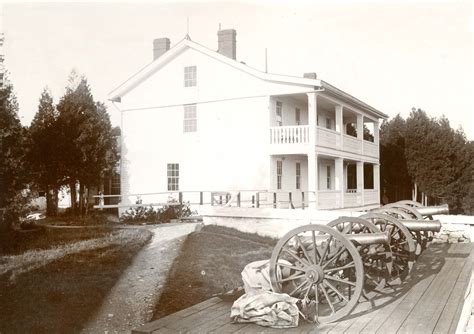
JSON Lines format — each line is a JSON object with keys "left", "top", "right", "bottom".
{"left": 266, "top": 201, "right": 448, "bottom": 324}
{"left": 374, "top": 202, "right": 445, "bottom": 254}
{"left": 268, "top": 223, "right": 391, "bottom": 323}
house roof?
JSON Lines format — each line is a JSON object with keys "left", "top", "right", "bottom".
{"left": 109, "top": 36, "right": 388, "bottom": 119}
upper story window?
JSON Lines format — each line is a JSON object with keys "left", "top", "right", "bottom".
{"left": 295, "top": 108, "right": 300, "bottom": 125}
{"left": 276, "top": 101, "right": 283, "bottom": 126}
{"left": 184, "top": 66, "right": 197, "bottom": 87}
{"left": 183, "top": 104, "right": 197, "bottom": 132}
{"left": 167, "top": 163, "right": 179, "bottom": 191}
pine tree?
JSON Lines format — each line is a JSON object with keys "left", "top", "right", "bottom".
{"left": 27, "top": 88, "right": 61, "bottom": 216}
{"left": 56, "top": 72, "right": 118, "bottom": 215}
{"left": 0, "top": 81, "right": 27, "bottom": 228}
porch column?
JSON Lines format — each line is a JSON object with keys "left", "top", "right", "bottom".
{"left": 307, "top": 92, "right": 318, "bottom": 146}
{"left": 374, "top": 119, "right": 380, "bottom": 155}
{"left": 374, "top": 163, "right": 380, "bottom": 205}
{"left": 307, "top": 151, "right": 318, "bottom": 208}
{"left": 356, "top": 114, "right": 363, "bottom": 141}
{"left": 335, "top": 105, "right": 343, "bottom": 149}
{"left": 335, "top": 158, "right": 344, "bottom": 208}
{"left": 357, "top": 161, "right": 364, "bottom": 206}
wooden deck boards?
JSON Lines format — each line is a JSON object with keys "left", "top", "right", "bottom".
{"left": 133, "top": 243, "right": 473, "bottom": 334}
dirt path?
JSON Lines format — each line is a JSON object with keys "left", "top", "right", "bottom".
{"left": 81, "top": 223, "right": 201, "bottom": 334}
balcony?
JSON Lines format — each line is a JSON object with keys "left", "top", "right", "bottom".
{"left": 316, "top": 127, "right": 340, "bottom": 150}
{"left": 269, "top": 125, "right": 310, "bottom": 154}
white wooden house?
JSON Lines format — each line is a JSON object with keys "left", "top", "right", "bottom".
{"left": 109, "top": 29, "right": 388, "bottom": 211}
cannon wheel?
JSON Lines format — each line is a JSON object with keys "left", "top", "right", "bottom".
{"left": 327, "top": 217, "right": 391, "bottom": 294}
{"left": 269, "top": 224, "right": 364, "bottom": 324}
{"left": 360, "top": 213, "right": 416, "bottom": 283}
{"left": 395, "top": 200, "right": 423, "bottom": 208}
{"left": 382, "top": 203, "right": 423, "bottom": 220}
{"left": 372, "top": 208, "right": 424, "bottom": 256}
{"left": 372, "top": 207, "right": 412, "bottom": 220}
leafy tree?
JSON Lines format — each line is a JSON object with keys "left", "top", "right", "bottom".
{"left": 27, "top": 88, "right": 61, "bottom": 216}
{"left": 0, "top": 81, "right": 28, "bottom": 229}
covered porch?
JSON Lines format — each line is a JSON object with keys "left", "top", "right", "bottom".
{"left": 269, "top": 154, "right": 380, "bottom": 210}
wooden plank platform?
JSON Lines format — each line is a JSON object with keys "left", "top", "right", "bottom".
{"left": 133, "top": 243, "right": 473, "bottom": 334}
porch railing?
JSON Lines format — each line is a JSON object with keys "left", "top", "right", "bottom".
{"left": 270, "top": 125, "right": 310, "bottom": 144}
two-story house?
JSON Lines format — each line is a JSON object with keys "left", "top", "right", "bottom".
{"left": 109, "top": 29, "right": 387, "bottom": 211}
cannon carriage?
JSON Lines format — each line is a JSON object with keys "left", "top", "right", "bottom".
{"left": 267, "top": 201, "right": 448, "bottom": 324}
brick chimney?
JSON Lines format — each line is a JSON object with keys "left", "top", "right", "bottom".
{"left": 304, "top": 72, "right": 317, "bottom": 79}
{"left": 217, "top": 29, "right": 236, "bottom": 60}
{"left": 153, "top": 38, "right": 170, "bottom": 60}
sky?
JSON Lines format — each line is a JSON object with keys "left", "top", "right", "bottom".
{"left": 2, "top": 0, "right": 473, "bottom": 139}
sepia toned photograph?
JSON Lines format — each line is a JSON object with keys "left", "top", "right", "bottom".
{"left": 0, "top": 0, "right": 472, "bottom": 333}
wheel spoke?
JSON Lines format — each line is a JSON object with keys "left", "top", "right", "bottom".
{"left": 324, "top": 280, "right": 349, "bottom": 302}
{"left": 289, "top": 279, "right": 308, "bottom": 296}
{"left": 277, "top": 262, "right": 306, "bottom": 273}
{"left": 295, "top": 235, "right": 312, "bottom": 264}
{"left": 312, "top": 230, "right": 321, "bottom": 263}
{"left": 325, "top": 274, "right": 357, "bottom": 286}
{"left": 319, "top": 235, "right": 333, "bottom": 265}
{"left": 283, "top": 248, "right": 311, "bottom": 267}
{"left": 320, "top": 284, "right": 336, "bottom": 315}
{"left": 322, "top": 246, "right": 347, "bottom": 269}
{"left": 276, "top": 273, "right": 306, "bottom": 283}
{"left": 324, "top": 262, "right": 355, "bottom": 273}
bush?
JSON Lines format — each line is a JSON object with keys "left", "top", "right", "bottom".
{"left": 119, "top": 197, "right": 196, "bottom": 224}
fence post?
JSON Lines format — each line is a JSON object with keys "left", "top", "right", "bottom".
{"left": 226, "top": 194, "right": 230, "bottom": 205}
{"left": 256, "top": 193, "right": 260, "bottom": 208}
{"left": 289, "top": 192, "right": 294, "bottom": 209}
{"left": 302, "top": 192, "right": 305, "bottom": 210}
{"left": 179, "top": 192, "right": 183, "bottom": 205}
{"left": 252, "top": 195, "right": 255, "bottom": 207}
{"left": 200, "top": 192, "right": 203, "bottom": 205}
{"left": 273, "top": 192, "right": 277, "bottom": 208}
{"left": 237, "top": 192, "right": 241, "bottom": 207}
{"left": 219, "top": 195, "right": 223, "bottom": 205}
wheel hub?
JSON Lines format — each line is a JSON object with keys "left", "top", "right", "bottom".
{"left": 305, "top": 265, "right": 324, "bottom": 283}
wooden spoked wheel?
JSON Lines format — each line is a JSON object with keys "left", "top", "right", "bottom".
{"left": 360, "top": 213, "right": 416, "bottom": 283}
{"left": 372, "top": 207, "right": 413, "bottom": 220}
{"left": 269, "top": 224, "right": 364, "bottom": 324}
{"left": 327, "top": 217, "right": 391, "bottom": 293}
{"left": 382, "top": 203, "right": 423, "bottom": 220}
{"left": 395, "top": 200, "right": 423, "bottom": 208}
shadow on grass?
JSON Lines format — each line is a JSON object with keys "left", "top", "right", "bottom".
{"left": 152, "top": 224, "right": 278, "bottom": 320}
{"left": 0, "top": 228, "right": 151, "bottom": 334}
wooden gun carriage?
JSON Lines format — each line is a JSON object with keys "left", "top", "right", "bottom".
{"left": 268, "top": 201, "right": 449, "bottom": 324}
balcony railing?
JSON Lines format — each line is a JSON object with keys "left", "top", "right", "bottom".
{"left": 270, "top": 125, "right": 310, "bottom": 144}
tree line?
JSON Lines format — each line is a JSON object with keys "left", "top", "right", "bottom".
{"left": 380, "top": 108, "right": 473, "bottom": 214}
{"left": 0, "top": 72, "right": 118, "bottom": 229}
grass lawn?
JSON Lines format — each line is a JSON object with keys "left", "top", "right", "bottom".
{"left": 0, "top": 227, "right": 152, "bottom": 334}
{"left": 152, "top": 224, "right": 277, "bottom": 320}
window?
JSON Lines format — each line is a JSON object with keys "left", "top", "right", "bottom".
{"left": 276, "top": 101, "right": 282, "bottom": 126}
{"left": 326, "top": 165, "right": 331, "bottom": 189}
{"left": 184, "top": 66, "right": 197, "bottom": 87}
{"left": 326, "top": 117, "right": 331, "bottom": 130}
{"left": 296, "top": 162, "right": 301, "bottom": 190}
{"left": 277, "top": 160, "right": 283, "bottom": 190}
{"left": 295, "top": 108, "right": 300, "bottom": 125}
{"left": 183, "top": 104, "right": 197, "bottom": 132}
{"left": 167, "top": 163, "right": 179, "bottom": 191}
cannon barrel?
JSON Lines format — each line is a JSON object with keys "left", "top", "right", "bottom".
{"left": 416, "top": 204, "right": 449, "bottom": 217}
{"left": 401, "top": 219, "right": 442, "bottom": 232}
{"left": 346, "top": 231, "right": 390, "bottom": 245}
